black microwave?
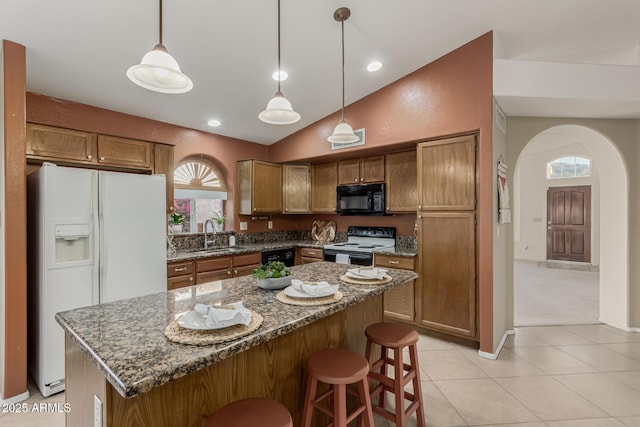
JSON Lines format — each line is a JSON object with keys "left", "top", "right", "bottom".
{"left": 336, "top": 183, "right": 385, "bottom": 215}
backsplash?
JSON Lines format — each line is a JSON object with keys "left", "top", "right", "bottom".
{"left": 169, "top": 230, "right": 415, "bottom": 253}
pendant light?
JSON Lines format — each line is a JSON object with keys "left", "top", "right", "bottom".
{"left": 259, "top": 0, "right": 301, "bottom": 125}
{"left": 127, "top": 0, "right": 193, "bottom": 94}
{"left": 328, "top": 7, "right": 359, "bottom": 144}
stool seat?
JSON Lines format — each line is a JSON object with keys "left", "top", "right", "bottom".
{"left": 365, "top": 321, "right": 419, "bottom": 348}
{"left": 206, "top": 398, "right": 292, "bottom": 427}
{"left": 308, "top": 348, "right": 369, "bottom": 384}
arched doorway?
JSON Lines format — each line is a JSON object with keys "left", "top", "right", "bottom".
{"left": 513, "top": 125, "right": 628, "bottom": 329}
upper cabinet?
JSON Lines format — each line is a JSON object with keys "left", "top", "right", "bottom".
{"left": 385, "top": 150, "right": 417, "bottom": 213}
{"left": 237, "top": 160, "right": 283, "bottom": 214}
{"left": 26, "top": 123, "right": 96, "bottom": 164}
{"left": 417, "top": 135, "right": 476, "bottom": 210}
{"left": 311, "top": 162, "right": 337, "bottom": 213}
{"left": 96, "top": 135, "right": 152, "bottom": 170}
{"left": 153, "top": 144, "right": 174, "bottom": 214}
{"left": 337, "top": 155, "right": 384, "bottom": 185}
{"left": 282, "top": 164, "right": 310, "bottom": 214}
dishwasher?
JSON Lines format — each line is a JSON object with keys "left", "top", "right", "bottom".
{"left": 261, "top": 247, "right": 295, "bottom": 267}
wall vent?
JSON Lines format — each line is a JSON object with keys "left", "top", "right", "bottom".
{"left": 495, "top": 103, "right": 507, "bottom": 134}
{"left": 331, "top": 128, "right": 365, "bottom": 150}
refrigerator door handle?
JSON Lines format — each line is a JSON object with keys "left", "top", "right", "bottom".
{"left": 92, "top": 172, "right": 101, "bottom": 305}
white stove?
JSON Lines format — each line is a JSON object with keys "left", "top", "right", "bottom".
{"left": 323, "top": 226, "right": 396, "bottom": 265}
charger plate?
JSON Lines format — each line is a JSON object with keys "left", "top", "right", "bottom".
{"left": 339, "top": 275, "right": 392, "bottom": 285}
{"left": 276, "top": 290, "right": 343, "bottom": 306}
{"left": 165, "top": 311, "right": 263, "bottom": 345}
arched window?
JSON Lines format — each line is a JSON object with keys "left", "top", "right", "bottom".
{"left": 546, "top": 156, "right": 591, "bottom": 179}
{"left": 172, "top": 157, "right": 228, "bottom": 233}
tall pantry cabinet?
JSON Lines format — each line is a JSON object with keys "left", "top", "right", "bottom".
{"left": 416, "top": 134, "right": 478, "bottom": 340}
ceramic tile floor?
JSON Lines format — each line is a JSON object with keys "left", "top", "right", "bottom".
{"left": 3, "top": 324, "right": 639, "bottom": 427}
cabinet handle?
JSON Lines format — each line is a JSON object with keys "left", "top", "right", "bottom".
{"left": 87, "top": 155, "right": 92, "bottom": 160}
{"left": 227, "top": 271, "right": 232, "bottom": 275}
{"left": 234, "top": 269, "right": 238, "bottom": 274}
{"left": 285, "top": 208, "right": 288, "bottom": 212}
{"left": 174, "top": 267, "right": 187, "bottom": 272}
{"left": 99, "top": 156, "right": 105, "bottom": 161}
{"left": 354, "top": 179, "right": 358, "bottom": 182}
{"left": 388, "top": 260, "right": 400, "bottom": 265}
{"left": 307, "top": 251, "right": 316, "bottom": 255}
{"left": 189, "top": 277, "right": 193, "bottom": 281}
{"left": 253, "top": 208, "right": 257, "bottom": 212}
{"left": 418, "top": 205, "right": 422, "bottom": 209}
{"left": 360, "top": 178, "right": 363, "bottom": 182}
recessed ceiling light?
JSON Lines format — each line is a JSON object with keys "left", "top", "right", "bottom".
{"left": 367, "top": 61, "right": 382, "bottom": 72}
{"left": 207, "top": 119, "right": 221, "bottom": 127}
{"left": 272, "top": 70, "right": 288, "bottom": 81}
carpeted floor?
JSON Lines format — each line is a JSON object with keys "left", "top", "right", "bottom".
{"left": 514, "top": 259, "right": 599, "bottom": 326}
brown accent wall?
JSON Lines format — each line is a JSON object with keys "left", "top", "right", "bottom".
{"left": 3, "top": 40, "right": 27, "bottom": 399}
{"left": 269, "top": 33, "right": 495, "bottom": 351}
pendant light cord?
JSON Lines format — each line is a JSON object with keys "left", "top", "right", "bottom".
{"left": 340, "top": 20, "right": 346, "bottom": 122}
{"left": 277, "top": 0, "right": 282, "bottom": 93}
{"left": 158, "top": 0, "right": 163, "bottom": 45}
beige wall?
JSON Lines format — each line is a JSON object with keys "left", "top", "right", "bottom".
{"left": 506, "top": 117, "right": 639, "bottom": 329}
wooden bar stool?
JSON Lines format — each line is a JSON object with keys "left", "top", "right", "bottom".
{"left": 301, "top": 348, "right": 375, "bottom": 427}
{"left": 365, "top": 322, "right": 425, "bottom": 427}
{"left": 206, "top": 398, "right": 293, "bottom": 427}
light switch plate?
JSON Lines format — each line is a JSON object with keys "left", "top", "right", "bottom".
{"left": 94, "top": 395, "right": 102, "bottom": 427}
{"left": 240, "top": 222, "right": 248, "bottom": 231}
{"left": 268, "top": 221, "right": 273, "bottom": 229}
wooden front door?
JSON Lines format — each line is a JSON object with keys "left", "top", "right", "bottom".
{"left": 546, "top": 185, "right": 591, "bottom": 262}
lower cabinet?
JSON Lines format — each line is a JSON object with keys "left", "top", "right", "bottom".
{"left": 167, "top": 252, "right": 261, "bottom": 290}
{"left": 375, "top": 254, "right": 416, "bottom": 322}
{"left": 166, "top": 261, "right": 194, "bottom": 290}
{"left": 298, "top": 247, "right": 324, "bottom": 264}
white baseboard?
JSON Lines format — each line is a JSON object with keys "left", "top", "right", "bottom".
{"left": 0, "top": 389, "right": 29, "bottom": 405}
{"left": 478, "top": 329, "right": 515, "bottom": 360}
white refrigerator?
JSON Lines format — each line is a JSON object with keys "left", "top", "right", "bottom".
{"left": 27, "top": 164, "right": 168, "bottom": 397}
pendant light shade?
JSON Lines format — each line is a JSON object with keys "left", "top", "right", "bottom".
{"left": 127, "top": 0, "right": 192, "bottom": 94}
{"left": 328, "top": 7, "right": 358, "bottom": 144}
{"left": 259, "top": 0, "right": 300, "bottom": 125}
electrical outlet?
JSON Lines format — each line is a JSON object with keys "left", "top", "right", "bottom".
{"left": 94, "top": 395, "right": 102, "bottom": 427}
{"left": 240, "top": 222, "right": 248, "bottom": 231}
{"left": 268, "top": 220, "right": 273, "bottom": 229}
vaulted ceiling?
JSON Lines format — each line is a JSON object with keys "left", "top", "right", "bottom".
{"left": 2, "top": 0, "right": 640, "bottom": 144}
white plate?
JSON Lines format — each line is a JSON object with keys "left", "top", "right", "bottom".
{"left": 178, "top": 310, "right": 237, "bottom": 330}
{"left": 283, "top": 285, "right": 336, "bottom": 299}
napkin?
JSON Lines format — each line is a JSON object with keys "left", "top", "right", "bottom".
{"left": 291, "top": 280, "right": 339, "bottom": 297}
{"left": 194, "top": 301, "right": 251, "bottom": 328}
{"left": 348, "top": 267, "right": 388, "bottom": 280}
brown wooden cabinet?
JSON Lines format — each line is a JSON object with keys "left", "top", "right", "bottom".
{"left": 375, "top": 254, "right": 416, "bottom": 322}
{"left": 337, "top": 155, "right": 385, "bottom": 185}
{"left": 416, "top": 134, "right": 478, "bottom": 341}
{"left": 167, "top": 252, "right": 261, "bottom": 290}
{"left": 153, "top": 143, "right": 175, "bottom": 214}
{"left": 167, "top": 261, "right": 194, "bottom": 290}
{"left": 231, "top": 252, "right": 261, "bottom": 277}
{"left": 311, "top": 162, "right": 337, "bottom": 213}
{"left": 97, "top": 135, "right": 152, "bottom": 170}
{"left": 282, "top": 164, "right": 310, "bottom": 214}
{"left": 418, "top": 136, "right": 476, "bottom": 210}
{"left": 385, "top": 150, "right": 417, "bottom": 213}
{"left": 26, "top": 123, "right": 97, "bottom": 164}
{"left": 298, "top": 247, "right": 324, "bottom": 264}
{"left": 237, "top": 160, "right": 283, "bottom": 214}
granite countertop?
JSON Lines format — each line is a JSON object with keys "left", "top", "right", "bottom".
{"left": 167, "top": 240, "right": 326, "bottom": 262}
{"left": 55, "top": 262, "right": 418, "bottom": 399}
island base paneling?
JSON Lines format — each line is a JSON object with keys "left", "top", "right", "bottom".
{"left": 64, "top": 295, "right": 382, "bottom": 427}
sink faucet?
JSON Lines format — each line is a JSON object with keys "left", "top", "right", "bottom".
{"left": 203, "top": 219, "right": 217, "bottom": 249}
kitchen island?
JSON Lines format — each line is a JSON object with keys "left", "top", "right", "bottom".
{"left": 56, "top": 261, "right": 418, "bottom": 427}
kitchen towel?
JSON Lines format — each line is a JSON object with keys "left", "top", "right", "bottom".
{"left": 336, "top": 253, "right": 350, "bottom": 264}
{"left": 497, "top": 158, "right": 511, "bottom": 224}
{"left": 194, "top": 301, "right": 251, "bottom": 328}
